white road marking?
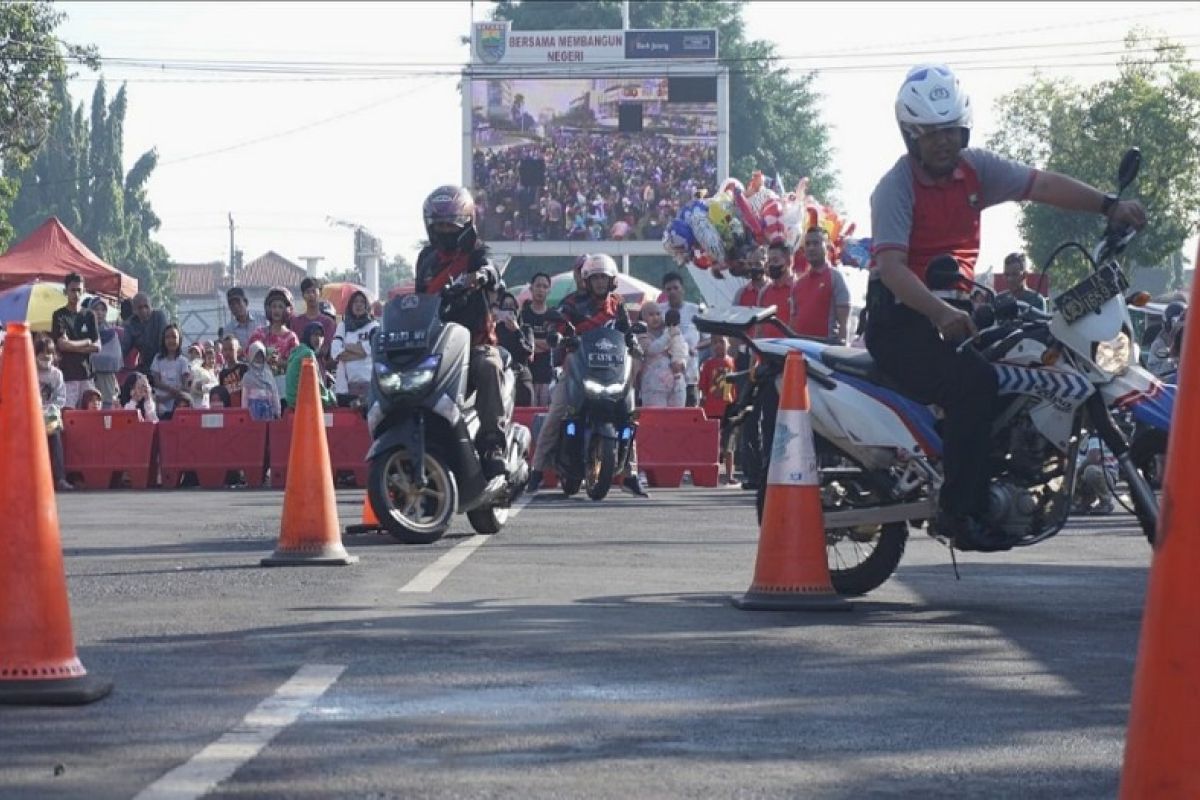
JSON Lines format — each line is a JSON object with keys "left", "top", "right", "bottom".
{"left": 134, "top": 663, "right": 345, "bottom": 800}
{"left": 398, "top": 495, "right": 534, "bottom": 593}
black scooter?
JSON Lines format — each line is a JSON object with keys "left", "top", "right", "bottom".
{"left": 366, "top": 281, "right": 530, "bottom": 543}
{"left": 546, "top": 315, "right": 644, "bottom": 500}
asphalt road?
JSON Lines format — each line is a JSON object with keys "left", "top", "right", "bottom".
{"left": 1, "top": 487, "right": 1151, "bottom": 799}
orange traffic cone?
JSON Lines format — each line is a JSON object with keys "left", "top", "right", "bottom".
{"left": 0, "top": 322, "right": 112, "bottom": 704}
{"left": 262, "top": 357, "right": 358, "bottom": 566}
{"left": 732, "top": 351, "right": 848, "bottom": 611}
{"left": 1120, "top": 276, "right": 1200, "bottom": 797}
{"left": 344, "top": 493, "right": 383, "bottom": 536}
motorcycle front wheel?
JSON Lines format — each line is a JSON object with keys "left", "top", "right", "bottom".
{"left": 369, "top": 449, "right": 458, "bottom": 544}
{"left": 586, "top": 437, "right": 617, "bottom": 501}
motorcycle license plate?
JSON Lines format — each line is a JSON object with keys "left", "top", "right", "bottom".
{"left": 587, "top": 350, "right": 623, "bottom": 367}
{"left": 1054, "top": 264, "right": 1128, "bottom": 324}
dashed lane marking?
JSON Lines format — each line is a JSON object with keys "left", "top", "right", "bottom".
{"left": 134, "top": 663, "right": 345, "bottom": 800}
{"left": 398, "top": 494, "right": 535, "bottom": 593}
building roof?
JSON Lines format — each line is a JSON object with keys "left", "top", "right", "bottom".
{"left": 170, "top": 262, "right": 225, "bottom": 297}
{"left": 237, "top": 251, "right": 307, "bottom": 290}
{"left": 169, "top": 251, "right": 310, "bottom": 297}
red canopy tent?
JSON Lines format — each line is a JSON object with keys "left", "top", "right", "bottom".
{"left": 0, "top": 217, "right": 139, "bottom": 299}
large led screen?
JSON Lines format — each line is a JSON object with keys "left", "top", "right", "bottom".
{"left": 469, "top": 75, "right": 718, "bottom": 243}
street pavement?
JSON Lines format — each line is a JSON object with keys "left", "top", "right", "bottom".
{"left": 0, "top": 487, "right": 1151, "bottom": 799}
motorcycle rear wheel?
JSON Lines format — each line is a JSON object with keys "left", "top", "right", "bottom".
{"left": 369, "top": 449, "right": 458, "bottom": 544}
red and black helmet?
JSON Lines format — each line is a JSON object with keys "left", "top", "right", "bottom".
{"left": 423, "top": 185, "right": 477, "bottom": 251}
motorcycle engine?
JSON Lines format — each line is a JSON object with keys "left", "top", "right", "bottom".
{"left": 1006, "top": 414, "right": 1055, "bottom": 482}
{"left": 984, "top": 479, "right": 1039, "bottom": 541}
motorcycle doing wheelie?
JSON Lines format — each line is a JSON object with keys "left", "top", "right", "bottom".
{"left": 544, "top": 314, "right": 644, "bottom": 501}
{"left": 698, "top": 147, "right": 1169, "bottom": 596}
{"left": 365, "top": 277, "right": 531, "bottom": 543}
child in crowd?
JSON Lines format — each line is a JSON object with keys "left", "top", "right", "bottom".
{"left": 636, "top": 301, "right": 687, "bottom": 408}
{"left": 219, "top": 363, "right": 247, "bottom": 408}
{"left": 122, "top": 372, "right": 159, "bottom": 422}
{"left": 150, "top": 324, "right": 191, "bottom": 419}
{"left": 242, "top": 341, "right": 282, "bottom": 421}
{"left": 35, "top": 335, "right": 73, "bottom": 491}
{"left": 185, "top": 342, "right": 219, "bottom": 409}
{"left": 698, "top": 335, "right": 738, "bottom": 485}
{"left": 79, "top": 385, "right": 104, "bottom": 411}
{"left": 285, "top": 321, "right": 336, "bottom": 410}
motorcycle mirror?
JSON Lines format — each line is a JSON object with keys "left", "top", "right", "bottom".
{"left": 629, "top": 321, "right": 648, "bottom": 335}
{"left": 1117, "top": 147, "right": 1141, "bottom": 193}
{"left": 924, "top": 254, "right": 961, "bottom": 291}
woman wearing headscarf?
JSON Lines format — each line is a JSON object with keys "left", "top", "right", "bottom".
{"left": 285, "top": 321, "right": 336, "bottom": 410}
{"left": 330, "top": 289, "right": 379, "bottom": 407}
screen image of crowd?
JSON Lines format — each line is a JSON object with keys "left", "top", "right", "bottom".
{"left": 472, "top": 132, "right": 717, "bottom": 243}
{"left": 469, "top": 76, "right": 718, "bottom": 242}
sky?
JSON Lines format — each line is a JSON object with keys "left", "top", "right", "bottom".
{"left": 53, "top": 1, "right": 1200, "bottom": 284}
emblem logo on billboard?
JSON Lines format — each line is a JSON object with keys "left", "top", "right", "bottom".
{"left": 594, "top": 338, "right": 616, "bottom": 351}
{"left": 475, "top": 22, "right": 508, "bottom": 64}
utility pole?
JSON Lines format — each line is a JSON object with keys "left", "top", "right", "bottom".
{"left": 622, "top": 0, "right": 630, "bottom": 29}
{"left": 228, "top": 213, "right": 236, "bottom": 283}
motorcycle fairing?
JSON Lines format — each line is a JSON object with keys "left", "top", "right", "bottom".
{"left": 1103, "top": 367, "right": 1173, "bottom": 432}
{"left": 758, "top": 337, "right": 942, "bottom": 459}
{"left": 993, "top": 363, "right": 1093, "bottom": 404}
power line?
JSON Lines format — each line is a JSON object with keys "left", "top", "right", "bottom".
{"left": 158, "top": 78, "right": 442, "bottom": 167}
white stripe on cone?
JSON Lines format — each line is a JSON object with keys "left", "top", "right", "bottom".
{"left": 766, "top": 409, "right": 819, "bottom": 487}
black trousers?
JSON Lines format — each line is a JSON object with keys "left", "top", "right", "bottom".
{"left": 866, "top": 301, "right": 998, "bottom": 518}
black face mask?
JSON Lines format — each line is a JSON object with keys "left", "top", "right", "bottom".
{"left": 748, "top": 268, "right": 765, "bottom": 280}
{"left": 433, "top": 230, "right": 461, "bottom": 251}
{"left": 768, "top": 265, "right": 784, "bottom": 280}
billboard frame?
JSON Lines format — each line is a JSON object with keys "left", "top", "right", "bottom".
{"left": 461, "top": 59, "right": 729, "bottom": 260}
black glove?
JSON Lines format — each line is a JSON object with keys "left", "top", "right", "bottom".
{"left": 625, "top": 332, "right": 644, "bottom": 359}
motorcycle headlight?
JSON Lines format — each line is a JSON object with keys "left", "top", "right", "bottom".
{"left": 1095, "top": 332, "right": 1131, "bottom": 375}
{"left": 376, "top": 354, "right": 441, "bottom": 395}
{"left": 583, "top": 378, "right": 625, "bottom": 398}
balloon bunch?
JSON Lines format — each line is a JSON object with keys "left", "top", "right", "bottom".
{"left": 663, "top": 170, "right": 856, "bottom": 278}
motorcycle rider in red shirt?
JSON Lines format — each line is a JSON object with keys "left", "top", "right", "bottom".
{"left": 414, "top": 185, "right": 507, "bottom": 478}
{"left": 866, "top": 64, "right": 1146, "bottom": 551}
{"left": 526, "top": 254, "right": 649, "bottom": 497}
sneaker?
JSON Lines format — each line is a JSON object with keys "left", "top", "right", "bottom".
{"left": 622, "top": 475, "right": 650, "bottom": 498}
{"left": 526, "top": 470, "right": 544, "bottom": 493}
{"left": 740, "top": 481, "right": 758, "bottom": 491}
{"left": 1091, "top": 499, "right": 1115, "bottom": 515}
{"left": 56, "top": 479, "right": 75, "bottom": 492}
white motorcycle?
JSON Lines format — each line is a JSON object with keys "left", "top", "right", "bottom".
{"left": 697, "top": 148, "right": 1170, "bottom": 596}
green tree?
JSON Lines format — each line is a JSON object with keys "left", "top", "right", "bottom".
{"left": 6, "top": 77, "right": 174, "bottom": 310}
{"left": 490, "top": 0, "right": 836, "bottom": 198}
{"left": 988, "top": 31, "right": 1200, "bottom": 288}
{"left": 0, "top": 1, "right": 96, "bottom": 247}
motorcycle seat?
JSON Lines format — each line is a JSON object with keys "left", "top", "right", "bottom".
{"left": 818, "top": 346, "right": 914, "bottom": 397}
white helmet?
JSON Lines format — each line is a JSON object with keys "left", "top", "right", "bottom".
{"left": 895, "top": 64, "right": 972, "bottom": 147}
{"left": 581, "top": 253, "right": 618, "bottom": 281}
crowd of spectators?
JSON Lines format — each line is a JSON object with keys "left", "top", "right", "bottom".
{"left": 472, "top": 131, "right": 716, "bottom": 243}
{"left": 19, "top": 272, "right": 380, "bottom": 489}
